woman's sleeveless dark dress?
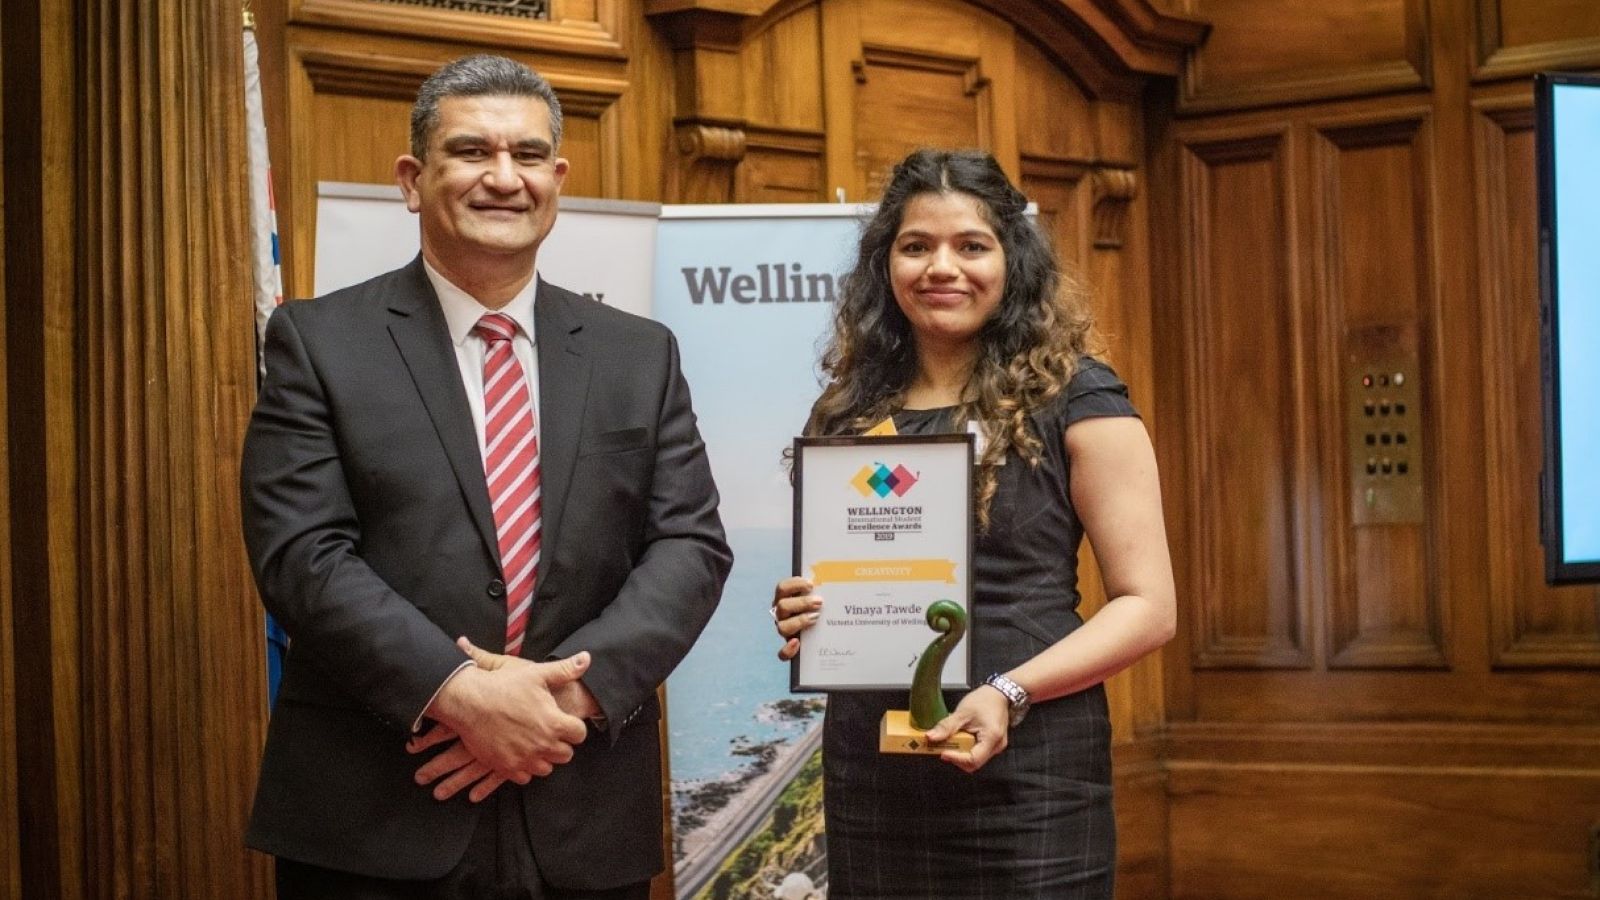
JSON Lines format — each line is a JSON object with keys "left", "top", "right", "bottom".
{"left": 821, "top": 359, "right": 1138, "bottom": 900}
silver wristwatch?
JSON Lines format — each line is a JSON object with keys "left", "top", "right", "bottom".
{"left": 983, "top": 672, "right": 1031, "bottom": 727}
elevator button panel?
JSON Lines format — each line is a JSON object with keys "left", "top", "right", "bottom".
{"left": 1345, "top": 324, "right": 1424, "bottom": 525}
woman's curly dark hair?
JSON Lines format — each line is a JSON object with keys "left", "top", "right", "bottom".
{"left": 804, "top": 149, "right": 1102, "bottom": 528}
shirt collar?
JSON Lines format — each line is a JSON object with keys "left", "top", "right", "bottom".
{"left": 423, "top": 259, "right": 539, "bottom": 348}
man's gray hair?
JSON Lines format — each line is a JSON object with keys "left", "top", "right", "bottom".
{"left": 410, "top": 54, "right": 564, "bottom": 158}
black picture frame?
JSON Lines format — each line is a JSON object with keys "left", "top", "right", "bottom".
{"left": 789, "top": 433, "right": 977, "bottom": 692}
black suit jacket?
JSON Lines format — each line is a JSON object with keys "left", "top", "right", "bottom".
{"left": 241, "top": 257, "right": 731, "bottom": 886}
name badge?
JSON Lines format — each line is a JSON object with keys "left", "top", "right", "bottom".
{"left": 968, "top": 421, "right": 1003, "bottom": 465}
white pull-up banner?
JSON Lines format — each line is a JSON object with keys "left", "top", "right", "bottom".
{"left": 652, "top": 205, "right": 867, "bottom": 899}
{"left": 314, "top": 182, "right": 659, "bottom": 317}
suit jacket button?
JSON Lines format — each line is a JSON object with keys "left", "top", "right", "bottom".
{"left": 487, "top": 579, "right": 506, "bottom": 598}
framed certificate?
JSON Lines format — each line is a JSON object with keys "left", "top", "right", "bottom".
{"left": 790, "top": 433, "right": 975, "bottom": 691}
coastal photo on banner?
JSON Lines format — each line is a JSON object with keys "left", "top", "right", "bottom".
{"left": 655, "top": 205, "right": 867, "bottom": 900}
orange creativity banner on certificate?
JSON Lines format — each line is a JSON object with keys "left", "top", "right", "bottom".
{"left": 810, "top": 559, "right": 958, "bottom": 584}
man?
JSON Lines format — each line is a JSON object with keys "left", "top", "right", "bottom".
{"left": 241, "top": 54, "right": 731, "bottom": 899}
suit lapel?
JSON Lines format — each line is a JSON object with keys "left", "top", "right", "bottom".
{"left": 385, "top": 258, "right": 500, "bottom": 564}
{"left": 533, "top": 281, "right": 592, "bottom": 589}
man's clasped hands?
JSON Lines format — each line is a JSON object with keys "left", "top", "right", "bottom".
{"left": 406, "top": 638, "right": 600, "bottom": 803}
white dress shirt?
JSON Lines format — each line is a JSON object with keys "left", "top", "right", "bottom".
{"left": 423, "top": 260, "right": 542, "bottom": 456}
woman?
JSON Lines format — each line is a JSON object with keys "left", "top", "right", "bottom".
{"left": 772, "top": 149, "right": 1176, "bottom": 899}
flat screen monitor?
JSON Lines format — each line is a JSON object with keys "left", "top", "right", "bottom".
{"left": 1537, "top": 72, "right": 1600, "bottom": 584}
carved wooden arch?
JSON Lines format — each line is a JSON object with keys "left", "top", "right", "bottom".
{"left": 646, "top": 0, "right": 1205, "bottom": 98}
{"left": 647, "top": 0, "right": 1206, "bottom": 230}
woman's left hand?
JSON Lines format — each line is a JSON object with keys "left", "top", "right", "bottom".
{"left": 924, "top": 685, "right": 1011, "bottom": 773}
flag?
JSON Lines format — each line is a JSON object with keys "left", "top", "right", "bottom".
{"left": 244, "top": 15, "right": 289, "bottom": 704}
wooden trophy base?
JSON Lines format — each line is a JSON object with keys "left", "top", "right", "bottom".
{"left": 878, "top": 709, "right": 976, "bottom": 755}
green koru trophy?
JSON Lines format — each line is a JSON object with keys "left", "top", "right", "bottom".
{"left": 879, "top": 600, "right": 976, "bottom": 755}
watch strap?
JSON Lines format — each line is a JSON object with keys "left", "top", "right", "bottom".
{"left": 983, "top": 672, "right": 1030, "bottom": 726}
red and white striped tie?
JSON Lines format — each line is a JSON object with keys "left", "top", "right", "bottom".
{"left": 474, "top": 313, "right": 541, "bottom": 656}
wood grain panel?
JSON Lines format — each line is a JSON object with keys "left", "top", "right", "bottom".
{"left": 5, "top": 1, "right": 84, "bottom": 894}
{"left": 1112, "top": 739, "right": 1169, "bottom": 899}
{"left": 1167, "top": 719, "right": 1600, "bottom": 897}
{"left": 1473, "top": 0, "right": 1600, "bottom": 81}
{"left": 741, "top": 2, "right": 823, "bottom": 131}
{"left": 1168, "top": 719, "right": 1600, "bottom": 767}
{"left": 1178, "top": 0, "right": 1429, "bottom": 113}
{"left": 852, "top": 46, "right": 987, "bottom": 196}
{"left": 1191, "top": 667, "right": 1600, "bottom": 722}
{"left": 290, "top": 0, "right": 627, "bottom": 56}
{"left": 1168, "top": 759, "right": 1600, "bottom": 899}
{"left": 1313, "top": 114, "right": 1446, "bottom": 669}
{"left": 311, "top": 93, "right": 413, "bottom": 185}
{"left": 73, "top": 1, "right": 270, "bottom": 896}
{"left": 1, "top": 0, "right": 269, "bottom": 894}
{"left": 856, "top": 0, "right": 988, "bottom": 59}
{"left": 821, "top": 0, "right": 1019, "bottom": 201}
{"left": 559, "top": 114, "right": 602, "bottom": 198}
{"left": 1176, "top": 130, "right": 1312, "bottom": 670}
{"left": 0, "top": 9, "right": 16, "bottom": 896}
{"left": 960, "top": 0, "right": 1207, "bottom": 103}
{"left": 739, "top": 127, "right": 826, "bottom": 201}
{"left": 548, "top": 82, "right": 623, "bottom": 200}
{"left": 1022, "top": 159, "right": 1090, "bottom": 271}
{"left": 1494, "top": 0, "right": 1600, "bottom": 47}
{"left": 1015, "top": 31, "right": 1094, "bottom": 164}
{"left": 1474, "top": 99, "right": 1600, "bottom": 668}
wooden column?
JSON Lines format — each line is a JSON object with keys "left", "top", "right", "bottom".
{"left": 646, "top": 3, "right": 761, "bottom": 202}
{"left": 5, "top": 0, "right": 82, "bottom": 895}
{"left": 4, "top": 0, "right": 270, "bottom": 896}
{"left": 0, "top": 6, "right": 17, "bottom": 899}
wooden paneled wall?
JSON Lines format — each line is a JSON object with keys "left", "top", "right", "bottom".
{"left": 15, "top": 0, "right": 1595, "bottom": 897}
{"left": 2, "top": 1, "right": 269, "bottom": 898}
{"left": 1150, "top": 0, "right": 1600, "bottom": 897}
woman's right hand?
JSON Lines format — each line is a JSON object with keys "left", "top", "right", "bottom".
{"left": 772, "top": 576, "right": 822, "bottom": 660}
